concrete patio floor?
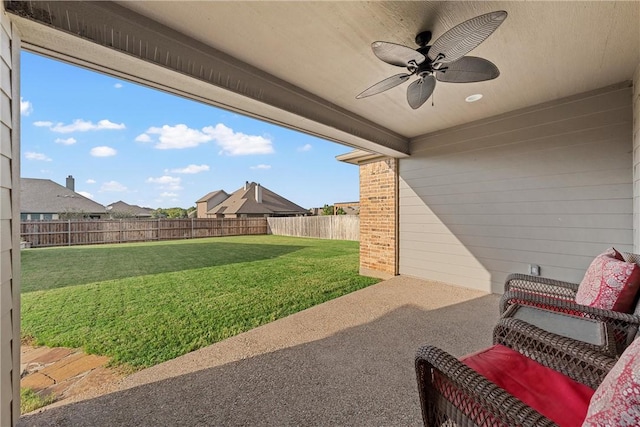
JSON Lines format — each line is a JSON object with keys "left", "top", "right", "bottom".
{"left": 19, "top": 276, "right": 500, "bottom": 427}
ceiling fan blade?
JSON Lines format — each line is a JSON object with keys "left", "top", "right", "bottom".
{"left": 407, "top": 75, "right": 436, "bottom": 110}
{"left": 371, "top": 41, "right": 426, "bottom": 67}
{"left": 356, "top": 73, "right": 411, "bottom": 99}
{"left": 435, "top": 56, "right": 499, "bottom": 83}
{"left": 428, "top": 11, "right": 507, "bottom": 64}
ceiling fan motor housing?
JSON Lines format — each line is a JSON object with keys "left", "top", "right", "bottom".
{"left": 357, "top": 11, "right": 507, "bottom": 109}
{"left": 414, "top": 31, "right": 432, "bottom": 47}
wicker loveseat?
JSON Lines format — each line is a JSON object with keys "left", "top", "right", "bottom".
{"left": 415, "top": 318, "right": 617, "bottom": 427}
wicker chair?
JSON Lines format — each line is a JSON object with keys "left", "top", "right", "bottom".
{"left": 500, "top": 271, "right": 640, "bottom": 353}
{"left": 415, "top": 318, "right": 616, "bottom": 427}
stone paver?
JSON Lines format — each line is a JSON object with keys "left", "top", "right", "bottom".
{"left": 27, "top": 348, "right": 75, "bottom": 365}
{"left": 20, "top": 345, "right": 123, "bottom": 411}
{"left": 20, "top": 373, "right": 55, "bottom": 391}
{"left": 40, "top": 354, "right": 109, "bottom": 383}
{"left": 21, "top": 347, "right": 53, "bottom": 365}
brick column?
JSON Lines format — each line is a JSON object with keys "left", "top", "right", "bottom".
{"left": 359, "top": 158, "right": 398, "bottom": 278}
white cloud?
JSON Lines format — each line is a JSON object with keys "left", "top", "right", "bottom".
{"left": 298, "top": 144, "right": 312, "bottom": 152}
{"left": 160, "top": 192, "right": 179, "bottom": 198}
{"left": 86, "top": 179, "right": 96, "bottom": 184}
{"left": 139, "top": 123, "right": 273, "bottom": 155}
{"left": 90, "top": 146, "right": 117, "bottom": 157}
{"left": 114, "top": 83, "right": 123, "bottom": 89}
{"left": 36, "top": 119, "right": 126, "bottom": 133}
{"left": 20, "top": 97, "right": 33, "bottom": 116}
{"left": 135, "top": 133, "right": 152, "bottom": 143}
{"left": 100, "top": 181, "right": 127, "bottom": 192}
{"left": 55, "top": 137, "right": 77, "bottom": 145}
{"left": 25, "top": 152, "right": 52, "bottom": 161}
{"left": 203, "top": 123, "right": 274, "bottom": 156}
{"left": 168, "top": 164, "right": 210, "bottom": 174}
{"left": 147, "top": 175, "right": 182, "bottom": 191}
{"left": 145, "top": 124, "right": 211, "bottom": 149}
{"left": 77, "top": 191, "right": 94, "bottom": 199}
{"left": 250, "top": 164, "right": 271, "bottom": 170}
{"left": 147, "top": 176, "right": 180, "bottom": 185}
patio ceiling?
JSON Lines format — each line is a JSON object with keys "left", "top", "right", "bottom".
{"left": 8, "top": 1, "right": 640, "bottom": 156}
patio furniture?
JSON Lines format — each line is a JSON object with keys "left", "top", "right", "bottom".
{"left": 500, "top": 273, "right": 640, "bottom": 353}
{"left": 415, "top": 317, "right": 617, "bottom": 427}
{"left": 500, "top": 251, "right": 640, "bottom": 353}
{"left": 501, "top": 303, "right": 617, "bottom": 357}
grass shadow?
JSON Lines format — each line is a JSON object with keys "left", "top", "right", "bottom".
{"left": 21, "top": 239, "right": 309, "bottom": 292}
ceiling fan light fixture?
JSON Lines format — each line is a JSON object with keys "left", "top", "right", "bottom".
{"left": 465, "top": 93, "right": 483, "bottom": 103}
{"left": 358, "top": 10, "right": 506, "bottom": 108}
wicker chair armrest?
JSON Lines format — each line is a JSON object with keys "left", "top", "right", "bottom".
{"left": 494, "top": 318, "right": 616, "bottom": 389}
{"left": 503, "top": 273, "right": 579, "bottom": 302}
{"left": 500, "top": 290, "right": 640, "bottom": 351}
{"left": 415, "top": 345, "right": 555, "bottom": 427}
{"left": 500, "top": 290, "right": 640, "bottom": 324}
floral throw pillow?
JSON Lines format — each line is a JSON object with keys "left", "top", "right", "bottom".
{"left": 582, "top": 337, "right": 640, "bottom": 426}
{"left": 575, "top": 248, "right": 640, "bottom": 312}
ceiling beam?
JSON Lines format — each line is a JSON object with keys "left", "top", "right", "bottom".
{"left": 7, "top": 1, "right": 409, "bottom": 157}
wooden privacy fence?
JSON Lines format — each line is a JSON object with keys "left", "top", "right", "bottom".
{"left": 20, "top": 218, "right": 268, "bottom": 248}
{"left": 267, "top": 216, "right": 359, "bottom": 241}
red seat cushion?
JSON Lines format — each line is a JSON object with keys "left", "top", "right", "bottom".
{"left": 460, "top": 345, "right": 595, "bottom": 426}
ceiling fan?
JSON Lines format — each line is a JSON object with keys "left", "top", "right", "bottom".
{"left": 356, "top": 10, "right": 508, "bottom": 109}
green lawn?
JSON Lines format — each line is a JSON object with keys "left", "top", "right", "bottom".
{"left": 21, "top": 235, "right": 378, "bottom": 368}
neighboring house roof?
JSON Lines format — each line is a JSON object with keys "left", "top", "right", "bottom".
{"left": 106, "top": 200, "right": 154, "bottom": 217}
{"left": 334, "top": 201, "right": 359, "bottom": 215}
{"left": 207, "top": 182, "right": 307, "bottom": 216}
{"left": 21, "top": 178, "right": 106, "bottom": 214}
{"left": 196, "top": 190, "right": 228, "bottom": 203}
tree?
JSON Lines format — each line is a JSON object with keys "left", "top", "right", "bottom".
{"left": 153, "top": 207, "right": 188, "bottom": 218}
{"left": 58, "top": 210, "right": 89, "bottom": 220}
{"left": 321, "top": 204, "right": 334, "bottom": 215}
{"left": 167, "top": 207, "right": 188, "bottom": 218}
{"left": 109, "top": 210, "right": 136, "bottom": 219}
{"left": 335, "top": 207, "right": 346, "bottom": 215}
{"left": 151, "top": 208, "right": 167, "bottom": 218}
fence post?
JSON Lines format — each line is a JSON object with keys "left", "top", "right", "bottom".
{"left": 68, "top": 219, "right": 71, "bottom": 246}
{"left": 191, "top": 217, "right": 194, "bottom": 239}
{"left": 330, "top": 216, "right": 333, "bottom": 240}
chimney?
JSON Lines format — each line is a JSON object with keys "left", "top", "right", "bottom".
{"left": 244, "top": 181, "right": 250, "bottom": 191}
{"left": 255, "top": 183, "right": 262, "bottom": 203}
{"left": 66, "top": 175, "right": 75, "bottom": 191}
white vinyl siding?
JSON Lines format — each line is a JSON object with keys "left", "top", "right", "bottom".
{"left": 0, "top": 5, "right": 19, "bottom": 423}
{"left": 400, "top": 83, "right": 633, "bottom": 293}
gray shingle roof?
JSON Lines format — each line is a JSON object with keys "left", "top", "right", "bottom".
{"left": 21, "top": 178, "right": 106, "bottom": 214}
{"left": 207, "top": 182, "right": 307, "bottom": 216}
{"left": 196, "top": 190, "right": 227, "bottom": 203}
{"left": 106, "top": 201, "right": 154, "bottom": 217}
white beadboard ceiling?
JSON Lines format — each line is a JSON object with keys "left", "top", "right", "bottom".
{"left": 10, "top": 1, "right": 640, "bottom": 155}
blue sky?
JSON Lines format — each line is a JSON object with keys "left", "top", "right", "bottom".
{"left": 19, "top": 51, "right": 359, "bottom": 210}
